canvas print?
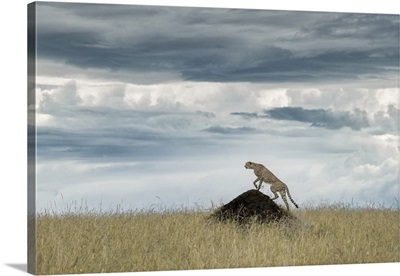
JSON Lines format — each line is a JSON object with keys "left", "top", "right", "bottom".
{"left": 28, "top": 2, "right": 399, "bottom": 275}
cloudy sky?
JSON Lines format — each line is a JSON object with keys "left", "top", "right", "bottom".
{"left": 31, "top": 2, "right": 399, "bottom": 212}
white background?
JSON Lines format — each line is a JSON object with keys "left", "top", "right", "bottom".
{"left": 1, "top": 1, "right": 399, "bottom": 276}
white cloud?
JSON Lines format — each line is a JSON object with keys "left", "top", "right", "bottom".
{"left": 297, "top": 133, "right": 399, "bottom": 206}
{"left": 286, "top": 87, "right": 398, "bottom": 113}
{"left": 38, "top": 80, "right": 82, "bottom": 112}
{"left": 34, "top": 77, "right": 399, "bottom": 211}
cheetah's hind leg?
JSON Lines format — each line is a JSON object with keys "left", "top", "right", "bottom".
{"left": 271, "top": 191, "right": 279, "bottom": 200}
{"left": 279, "top": 190, "right": 290, "bottom": 211}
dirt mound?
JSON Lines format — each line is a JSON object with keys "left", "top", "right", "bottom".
{"left": 211, "top": 189, "right": 295, "bottom": 224}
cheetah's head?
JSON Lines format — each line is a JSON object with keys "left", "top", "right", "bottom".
{"left": 244, "top": 161, "right": 254, "bottom": 169}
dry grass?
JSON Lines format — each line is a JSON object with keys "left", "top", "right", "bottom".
{"left": 35, "top": 205, "right": 399, "bottom": 275}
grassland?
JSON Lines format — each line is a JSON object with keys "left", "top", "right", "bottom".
{"left": 35, "top": 205, "right": 399, "bottom": 275}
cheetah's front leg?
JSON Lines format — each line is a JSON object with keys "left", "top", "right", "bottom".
{"left": 257, "top": 179, "right": 263, "bottom": 190}
{"left": 253, "top": 178, "right": 260, "bottom": 189}
{"left": 254, "top": 179, "right": 263, "bottom": 190}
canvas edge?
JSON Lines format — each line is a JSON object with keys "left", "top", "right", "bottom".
{"left": 23, "top": 2, "right": 400, "bottom": 275}
{"left": 27, "top": 2, "right": 37, "bottom": 275}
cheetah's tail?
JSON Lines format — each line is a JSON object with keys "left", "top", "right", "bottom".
{"left": 287, "top": 188, "right": 299, "bottom": 208}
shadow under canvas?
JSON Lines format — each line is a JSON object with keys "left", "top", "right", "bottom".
{"left": 6, "top": 263, "right": 27, "bottom": 273}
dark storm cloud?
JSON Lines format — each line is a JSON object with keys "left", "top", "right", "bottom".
{"left": 232, "top": 107, "right": 370, "bottom": 130}
{"left": 265, "top": 107, "right": 370, "bottom": 130}
{"left": 36, "top": 2, "right": 399, "bottom": 84}
{"left": 230, "top": 112, "right": 259, "bottom": 120}
{"left": 302, "top": 13, "right": 399, "bottom": 40}
{"left": 37, "top": 126, "right": 174, "bottom": 161}
{"left": 36, "top": 100, "right": 227, "bottom": 162}
{"left": 37, "top": 124, "right": 239, "bottom": 164}
{"left": 202, "top": 126, "right": 257, "bottom": 134}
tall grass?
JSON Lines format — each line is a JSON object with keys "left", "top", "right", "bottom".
{"left": 35, "top": 205, "right": 399, "bottom": 275}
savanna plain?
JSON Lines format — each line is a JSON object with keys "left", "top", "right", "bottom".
{"left": 35, "top": 203, "right": 400, "bottom": 275}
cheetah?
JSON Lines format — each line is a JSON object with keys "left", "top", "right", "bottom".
{"left": 244, "top": 161, "right": 299, "bottom": 210}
